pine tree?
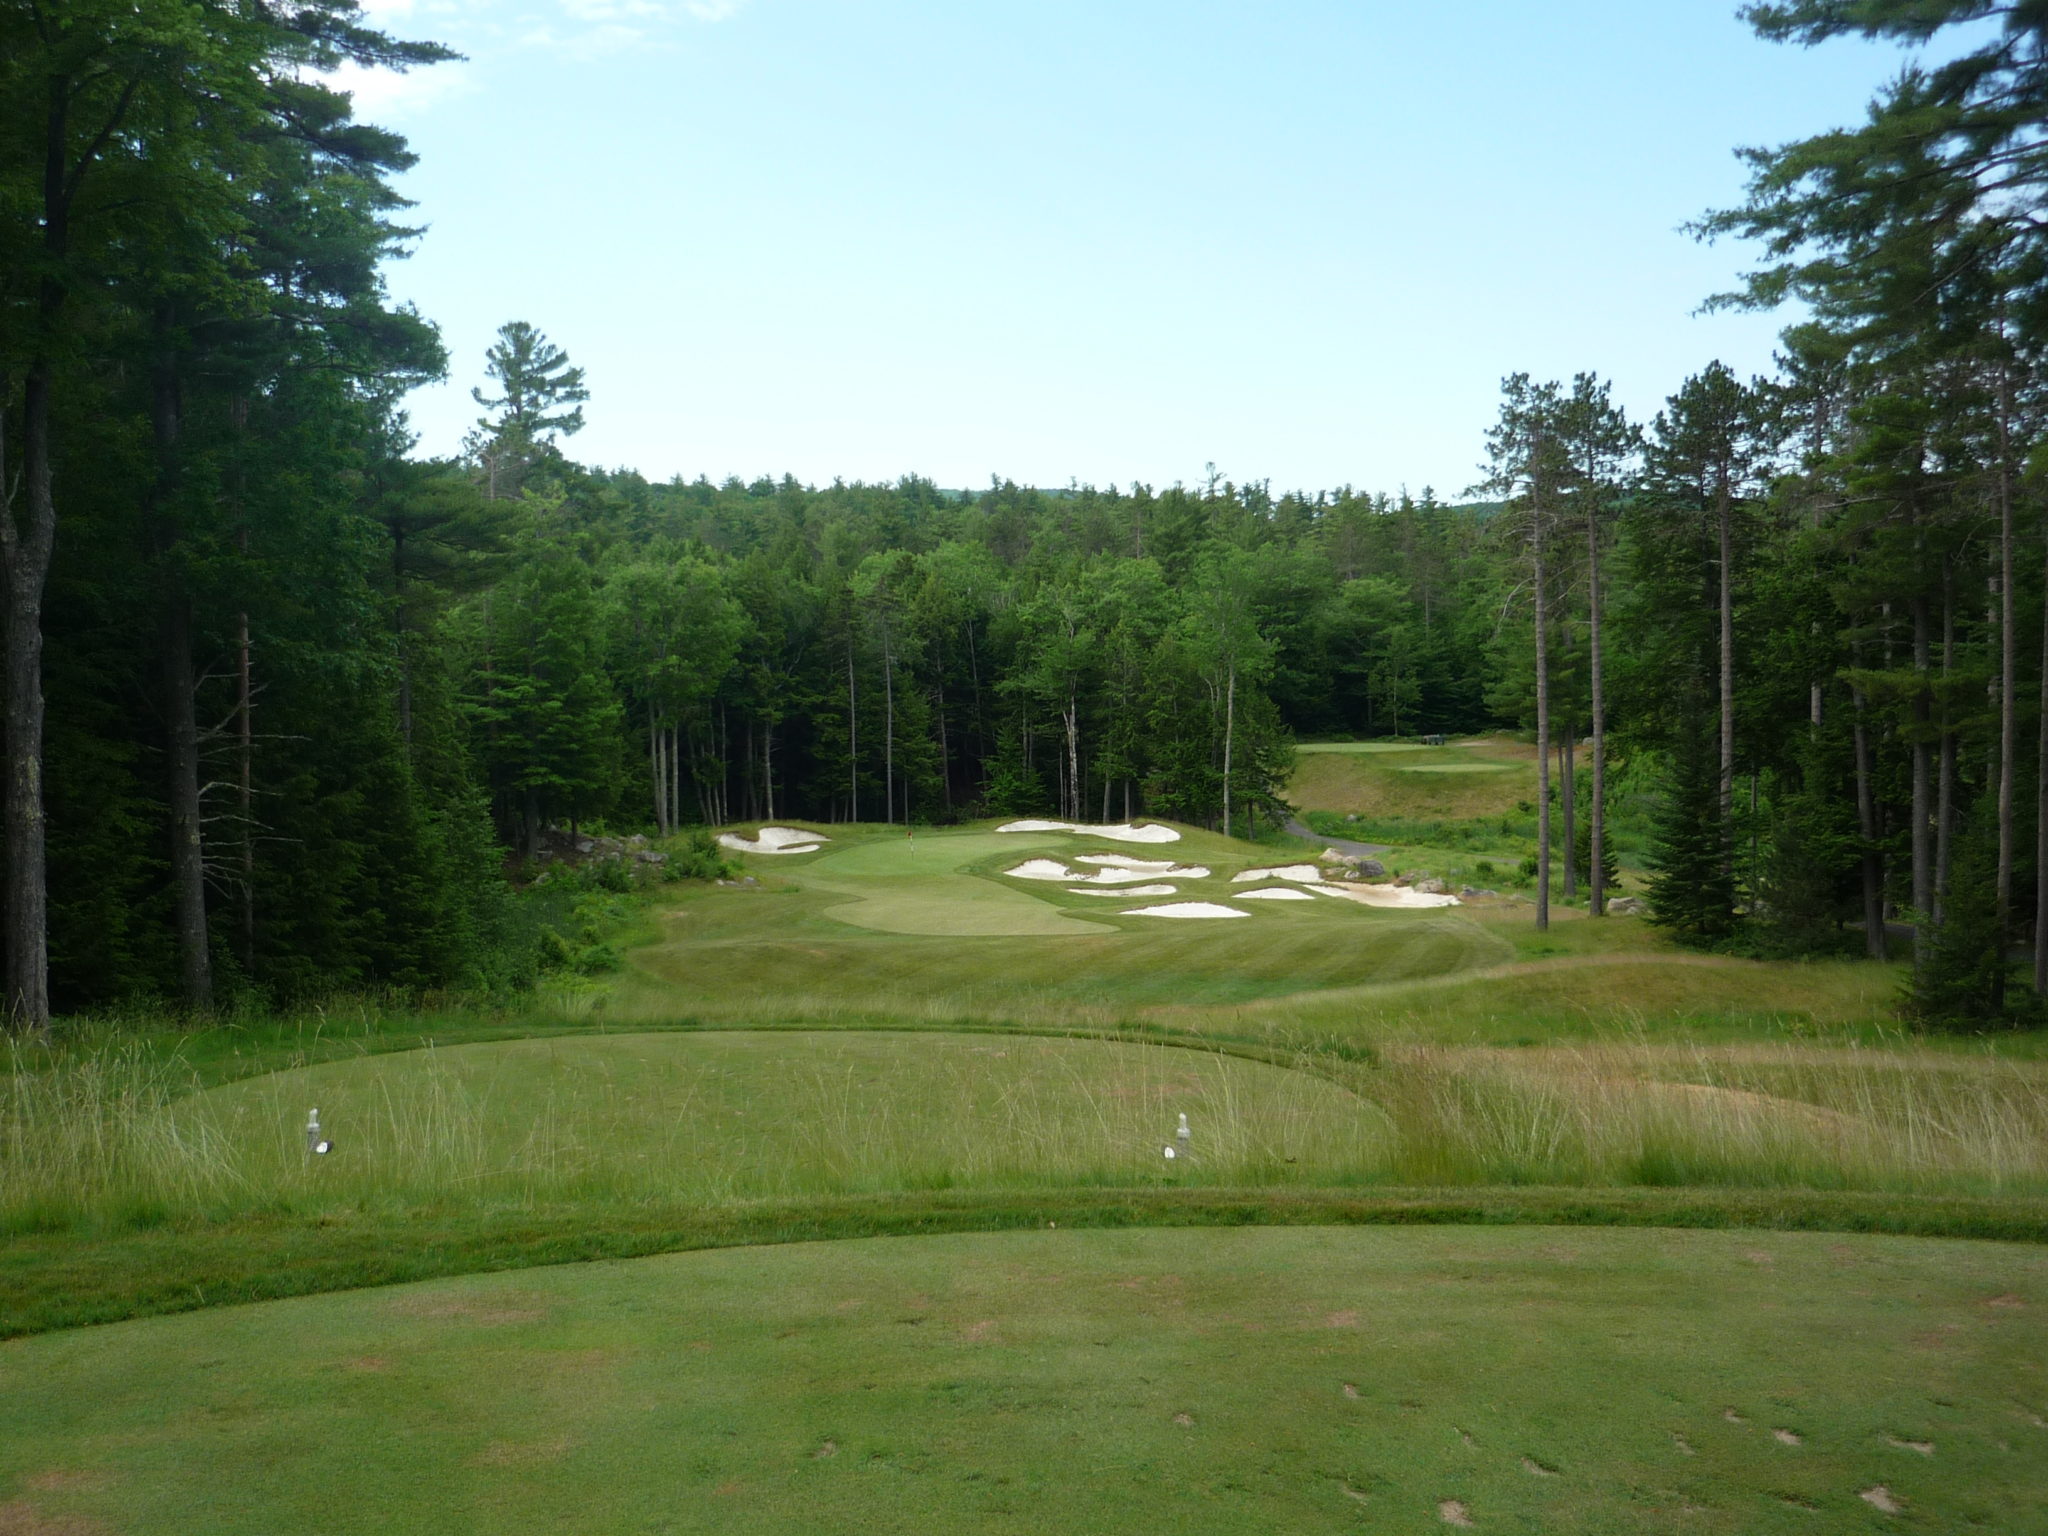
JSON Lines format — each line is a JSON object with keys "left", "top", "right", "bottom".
{"left": 1646, "top": 706, "right": 1738, "bottom": 946}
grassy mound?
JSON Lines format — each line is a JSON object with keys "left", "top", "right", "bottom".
{"left": 154, "top": 1031, "right": 1387, "bottom": 1208}
{"left": 5, "top": 1225, "right": 2041, "bottom": 1533}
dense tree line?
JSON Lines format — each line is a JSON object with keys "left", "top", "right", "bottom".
{"left": 8, "top": 0, "right": 2048, "bottom": 1032}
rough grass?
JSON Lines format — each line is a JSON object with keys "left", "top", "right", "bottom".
{"left": 4, "top": 1225, "right": 2042, "bottom": 1534}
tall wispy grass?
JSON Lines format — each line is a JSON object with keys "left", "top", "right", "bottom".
{"left": 7, "top": 1031, "right": 2044, "bottom": 1238}
{"left": 1358, "top": 1041, "right": 2048, "bottom": 1196}
{"left": 1, "top": 1033, "right": 1388, "bottom": 1232}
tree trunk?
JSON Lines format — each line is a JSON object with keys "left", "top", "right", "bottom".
{"left": 2036, "top": 526, "right": 2048, "bottom": 991}
{"left": 1588, "top": 502, "right": 1607, "bottom": 917}
{"left": 1852, "top": 672, "right": 1886, "bottom": 961}
{"left": 1995, "top": 358, "right": 2016, "bottom": 1005}
{"left": 1717, "top": 473, "right": 1735, "bottom": 865}
{"left": 1064, "top": 689, "right": 1080, "bottom": 824}
{"left": 1911, "top": 593, "right": 1933, "bottom": 969}
{"left": 0, "top": 368, "right": 54, "bottom": 1032}
{"left": 152, "top": 354, "right": 210, "bottom": 1012}
{"left": 1222, "top": 663, "right": 1236, "bottom": 839}
{"left": 883, "top": 636, "right": 895, "bottom": 825}
{"left": 1533, "top": 469, "right": 1551, "bottom": 931}
{"left": 237, "top": 606, "right": 254, "bottom": 972}
{"left": 763, "top": 717, "right": 774, "bottom": 821}
{"left": 1560, "top": 731, "right": 1576, "bottom": 900}
{"left": 1935, "top": 572, "right": 1955, "bottom": 923}
{"left": 846, "top": 641, "right": 858, "bottom": 823}
{"left": 162, "top": 599, "right": 212, "bottom": 1011}
{"left": 650, "top": 722, "right": 667, "bottom": 835}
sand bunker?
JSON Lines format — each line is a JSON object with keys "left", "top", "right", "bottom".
{"left": 1120, "top": 901, "right": 1249, "bottom": 919}
{"left": 1234, "top": 887, "right": 1316, "bottom": 901}
{"left": 1069, "top": 883, "right": 1176, "bottom": 897}
{"left": 1307, "top": 881, "right": 1460, "bottom": 909}
{"left": 1007, "top": 860, "right": 1209, "bottom": 885}
{"left": 1231, "top": 864, "right": 1325, "bottom": 884}
{"left": 996, "top": 820, "right": 1181, "bottom": 843}
{"left": 1075, "top": 854, "right": 1180, "bottom": 871}
{"left": 717, "top": 826, "right": 828, "bottom": 855}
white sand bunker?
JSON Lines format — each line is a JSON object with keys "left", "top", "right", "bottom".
{"left": 1120, "top": 901, "right": 1249, "bottom": 919}
{"left": 1075, "top": 854, "right": 1180, "bottom": 871}
{"left": 718, "top": 826, "right": 828, "bottom": 855}
{"left": 1007, "top": 859, "right": 1209, "bottom": 885}
{"left": 1234, "top": 887, "right": 1316, "bottom": 901}
{"left": 1231, "top": 864, "right": 1325, "bottom": 884}
{"left": 1069, "top": 883, "right": 1176, "bottom": 897}
{"left": 1308, "top": 882, "right": 1459, "bottom": 909}
{"left": 997, "top": 820, "right": 1181, "bottom": 844}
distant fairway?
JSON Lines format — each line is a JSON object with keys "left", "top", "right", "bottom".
{"left": 1289, "top": 737, "right": 1536, "bottom": 819}
{"left": 7, "top": 1225, "right": 2041, "bottom": 1535}
{"left": 615, "top": 822, "right": 1506, "bottom": 1024}
{"left": 1296, "top": 740, "right": 1431, "bottom": 754}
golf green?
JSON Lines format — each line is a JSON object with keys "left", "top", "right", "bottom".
{"left": 5, "top": 1226, "right": 2040, "bottom": 1533}
{"left": 796, "top": 833, "right": 1111, "bottom": 936}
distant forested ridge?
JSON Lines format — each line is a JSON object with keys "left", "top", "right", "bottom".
{"left": 8, "top": 0, "right": 2048, "bottom": 1029}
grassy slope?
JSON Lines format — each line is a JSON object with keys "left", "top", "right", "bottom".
{"left": 1290, "top": 736, "right": 1537, "bottom": 821}
{"left": 163, "top": 1031, "right": 1390, "bottom": 1204}
{"left": 6, "top": 1226, "right": 2042, "bottom": 1534}
{"left": 8, "top": 819, "right": 2047, "bottom": 1343}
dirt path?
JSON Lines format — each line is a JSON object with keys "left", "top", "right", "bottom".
{"left": 1284, "top": 816, "right": 1390, "bottom": 858}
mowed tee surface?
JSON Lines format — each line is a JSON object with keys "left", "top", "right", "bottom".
{"left": 3, "top": 1225, "right": 2040, "bottom": 1534}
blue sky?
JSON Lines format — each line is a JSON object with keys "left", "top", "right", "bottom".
{"left": 352, "top": 1, "right": 1928, "bottom": 497}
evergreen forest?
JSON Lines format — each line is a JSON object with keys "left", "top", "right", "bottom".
{"left": 7, "top": 0, "right": 2048, "bottom": 1034}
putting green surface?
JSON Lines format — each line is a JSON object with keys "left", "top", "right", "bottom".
{"left": 169, "top": 1032, "right": 1389, "bottom": 1202}
{"left": 6, "top": 1225, "right": 2041, "bottom": 1534}
{"left": 801, "top": 833, "right": 1112, "bottom": 936}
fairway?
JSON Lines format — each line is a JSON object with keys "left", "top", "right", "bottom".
{"left": 5, "top": 1225, "right": 2041, "bottom": 1535}
{"left": 1288, "top": 738, "right": 1537, "bottom": 820}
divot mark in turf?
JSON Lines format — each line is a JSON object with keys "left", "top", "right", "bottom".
{"left": 1325, "top": 1310, "right": 1361, "bottom": 1328}
{"left": 1772, "top": 1428, "right": 1802, "bottom": 1446}
{"left": 1439, "top": 1498, "right": 1474, "bottom": 1526}
{"left": 387, "top": 1293, "right": 546, "bottom": 1326}
{"left": 0, "top": 1500, "right": 109, "bottom": 1536}
{"left": 1457, "top": 1428, "right": 1476, "bottom": 1447}
{"left": 1342, "top": 1383, "right": 1359, "bottom": 1399}
{"left": 812, "top": 1440, "right": 838, "bottom": 1459}
{"left": 1672, "top": 1434, "right": 1695, "bottom": 1455}
{"left": 1984, "top": 1292, "right": 2026, "bottom": 1308}
{"left": 1521, "top": 1457, "right": 1557, "bottom": 1476}
{"left": 1723, "top": 1409, "right": 1747, "bottom": 1425}
{"left": 20, "top": 1475, "right": 95, "bottom": 1495}
{"left": 1860, "top": 1485, "right": 1902, "bottom": 1514}
{"left": 471, "top": 1437, "right": 574, "bottom": 1467}
{"left": 1886, "top": 1436, "right": 1934, "bottom": 1455}
{"left": 1172, "top": 1413, "right": 1195, "bottom": 1427}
